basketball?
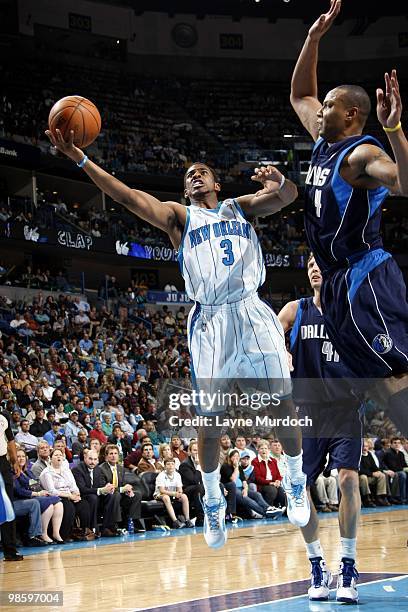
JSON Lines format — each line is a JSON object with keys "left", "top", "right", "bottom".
{"left": 48, "top": 95, "right": 101, "bottom": 148}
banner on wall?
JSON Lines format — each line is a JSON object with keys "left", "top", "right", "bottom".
{"left": 0, "top": 221, "right": 306, "bottom": 267}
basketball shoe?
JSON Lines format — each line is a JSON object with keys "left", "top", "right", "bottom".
{"left": 282, "top": 472, "right": 310, "bottom": 527}
{"left": 201, "top": 495, "right": 227, "bottom": 549}
{"left": 308, "top": 557, "right": 332, "bottom": 601}
{"left": 336, "top": 557, "right": 359, "bottom": 603}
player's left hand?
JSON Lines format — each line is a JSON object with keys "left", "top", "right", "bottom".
{"left": 251, "top": 165, "right": 283, "bottom": 195}
{"left": 376, "top": 69, "right": 402, "bottom": 129}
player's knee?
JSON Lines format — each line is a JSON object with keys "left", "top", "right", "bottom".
{"left": 339, "top": 469, "right": 359, "bottom": 494}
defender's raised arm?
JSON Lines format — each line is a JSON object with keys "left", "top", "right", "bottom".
{"left": 290, "top": 0, "right": 341, "bottom": 141}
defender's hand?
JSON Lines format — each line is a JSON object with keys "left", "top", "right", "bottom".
{"left": 308, "top": 0, "right": 341, "bottom": 42}
{"left": 45, "top": 128, "right": 84, "bottom": 164}
{"left": 376, "top": 70, "right": 402, "bottom": 129}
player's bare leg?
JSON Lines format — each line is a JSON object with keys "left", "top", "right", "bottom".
{"left": 336, "top": 468, "right": 360, "bottom": 603}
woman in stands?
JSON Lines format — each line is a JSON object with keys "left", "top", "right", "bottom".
{"left": 39, "top": 448, "right": 91, "bottom": 542}
{"left": 14, "top": 449, "right": 63, "bottom": 543}
{"left": 157, "top": 443, "right": 180, "bottom": 471}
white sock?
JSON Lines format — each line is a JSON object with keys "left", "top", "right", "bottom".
{"left": 202, "top": 467, "right": 221, "bottom": 500}
{"left": 340, "top": 537, "right": 356, "bottom": 561}
{"left": 286, "top": 451, "right": 304, "bottom": 483}
{"left": 305, "top": 539, "right": 324, "bottom": 560}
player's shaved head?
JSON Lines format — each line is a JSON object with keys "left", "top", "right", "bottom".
{"left": 334, "top": 85, "right": 371, "bottom": 125}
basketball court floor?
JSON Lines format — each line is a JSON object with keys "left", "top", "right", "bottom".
{"left": 1, "top": 506, "right": 407, "bottom": 611}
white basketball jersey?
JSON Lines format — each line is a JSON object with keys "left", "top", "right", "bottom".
{"left": 178, "top": 199, "right": 265, "bottom": 305}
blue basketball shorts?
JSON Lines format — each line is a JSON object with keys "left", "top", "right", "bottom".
{"left": 321, "top": 249, "right": 408, "bottom": 378}
{"left": 299, "top": 401, "right": 363, "bottom": 485}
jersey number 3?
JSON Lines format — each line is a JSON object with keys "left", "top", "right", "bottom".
{"left": 220, "top": 239, "right": 235, "bottom": 266}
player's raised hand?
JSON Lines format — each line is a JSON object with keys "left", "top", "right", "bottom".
{"left": 376, "top": 69, "right": 402, "bottom": 130}
{"left": 308, "top": 0, "right": 341, "bottom": 42}
{"left": 251, "top": 165, "right": 283, "bottom": 195}
{"left": 45, "top": 128, "right": 84, "bottom": 163}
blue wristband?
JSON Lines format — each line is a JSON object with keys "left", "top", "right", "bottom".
{"left": 77, "top": 155, "right": 88, "bottom": 168}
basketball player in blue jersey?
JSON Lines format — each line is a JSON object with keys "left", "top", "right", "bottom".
{"left": 279, "top": 254, "right": 363, "bottom": 603}
{"left": 290, "top": 1, "right": 408, "bottom": 438}
{"left": 46, "top": 128, "right": 310, "bottom": 550}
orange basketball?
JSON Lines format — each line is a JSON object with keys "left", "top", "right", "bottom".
{"left": 48, "top": 95, "right": 101, "bottom": 148}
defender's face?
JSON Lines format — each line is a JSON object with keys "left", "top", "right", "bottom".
{"left": 307, "top": 256, "right": 322, "bottom": 290}
{"left": 317, "top": 90, "right": 347, "bottom": 140}
{"left": 184, "top": 164, "right": 220, "bottom": 200}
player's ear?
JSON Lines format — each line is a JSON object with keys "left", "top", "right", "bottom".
{"left": 346, "top": 106, "right": 358, "bottom": 123}
{"left": 184, "top": 188, "right": 189, "bottom": 199}
{"left": 214, "top": 182, "right": 221, "bottom": 193}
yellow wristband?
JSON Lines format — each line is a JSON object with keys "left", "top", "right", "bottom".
{"left": 383, "top": 122, "right": 401, "bottom": 133}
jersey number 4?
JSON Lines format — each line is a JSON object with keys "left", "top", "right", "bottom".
{"left": 314, "top": 189, "right": 322, "bottom": 218}
{"left": 220, "top": 239, "right": 235, "bottom": 266}
{"left": 322, "top": 340, "right": 339, "bottom": 362}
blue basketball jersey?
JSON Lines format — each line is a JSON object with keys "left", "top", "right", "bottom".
{"left": 304, "top": 135, "right": 389, "bottom": 272}
{"left": 290, "top": 297, "right": 352, "bottom": 402}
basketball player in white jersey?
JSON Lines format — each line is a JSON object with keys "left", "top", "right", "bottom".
{"left": 46, "top": 128, "right": 310, "bottom": 549}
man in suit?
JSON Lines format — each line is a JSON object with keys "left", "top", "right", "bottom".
{"left": 71, "top": 449, "right": 117, "bottom": 535}
{"left": 99, "top": 444, "right": 145, "bottom": 534}
{"left": 179, "top": 440, "right": 204, "bottom": 526}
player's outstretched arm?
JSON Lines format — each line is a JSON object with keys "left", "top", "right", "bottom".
{"left": 45, "top": 129, "right": 186, "bottom": 245}
{"left": 236, "top": 166, "right": 298, "bottom": 217}
{"left": 290, "top": 0, "right": 341, "bottom": 141}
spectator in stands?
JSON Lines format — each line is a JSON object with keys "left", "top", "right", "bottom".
{"left": 359, "top": 440, "right": 390, "bottom": 506}
{"left": 269, "top": 439, "right": 287, "bottom": 477}
{"left": 90, "top": 419, "right": 107, "bottom": 444}
{"left": 29, "top": 407, "right": 51, "bottom": 437}
{"left": 113, "top": 409, "right": 134, "bottom": 437}
{"left": 99, "top": 445, "right": 145, "bottom": 534}
{"left": 252, "top": 440, "right": 286, "bottom": 508}
{"left": 107, "top": 424, "right": 132, "bottom": 461}
{"left": 383, "top": 437, "right": 408, "bottom": 504}
{"left": 40, "top": 448, "right": 91, "bottom": 542}
{"left": 219, "top": 433, "right": 232, "bottom": 466}
{"left": 137, "top": 442, "right": 162, "bottom": 474}
{"left": 43, "top": 421, "right": 64, "bottom": 447}
{"left": 234, "top": 434, "right": 256, "bottom": 461}
{"left": 157, "top": 443, "right": 180, "bottom": 470}
{"left": 64, "top": 410, "right": 84, "bottom": 447}
{"left": 31, "top": 441, "right": 51, "bottom": 479}
{"left": 154, "top": 458, "right": 194, "bottom": 528}
{"left": 14, "top": 419, "right": 39, "bottom": 458}
{"left": 240, "top": 451, "right": 256, "bottom": 490}
{"left": 179, "top": 440, "right": 204, "bottom": 526}
{"left": 315, "top": 472, "right": 339, "bottom": 512}
{"left": 170, "top": 434, "right": 188, "bottom": 463}
{"left": 14, "top": 449, "right": 63, "bottom": 544}
{"left": 53, "top": 437, "right": 72, "bottom": 464}
{"left": 101, "top": 413, "right": 113, "bottom": 436}
{"left": 10, "top": 410, "right": 22, "bottom": 435}
{"left": 366, "top": 437, "right": 399, "bottom": 502}
{"left": 124, "top": 435, "right": 151, "bottom": 472}
{"left": 145, "top": 420, "right": 164, "bottom": 445}
{"left": 72, "top": 429, "right": 88, "bottom": 458}
{"left": 221, "top": 449, "right": 282, "bottom": 520}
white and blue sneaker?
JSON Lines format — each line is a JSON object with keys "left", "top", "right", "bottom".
{"left": 201, "top": 495, "right": 227, "bottom": 549}
{"left": 308, "top": 557, "right": 332, "bottom": 601}
{"left": 336, "top": 557, "right": 359, "bottom": 603}
{"left": 283, "top": 473, "right": 310, "bottom": 527}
